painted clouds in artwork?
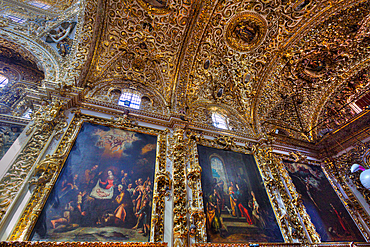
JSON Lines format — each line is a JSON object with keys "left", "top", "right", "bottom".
{"left": 94, "top": 128, "right": 140, "bottom": 157}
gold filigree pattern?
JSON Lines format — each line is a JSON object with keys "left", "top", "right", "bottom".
{"left": 136, "top": 0, "right": 171, "bottom": 15}
{"left": 274, "top": 153, "right": 321, "bottom": 243}
{"left": 81, "top": 0, "right": 192, "bottom": 107}
{"left": 257, "top": 1, "right": 370, "bottom": 141}
{"left": 186, "top": 133, "right": 206, "bottom": 243}
{"left": 2, "top": 0, "right": 370, "bottom": 244}
{"left": 0, "top": 30, "right": 59, "bottom": 82}
{"left": 183, "top": 0, "right": 318, "bottom": 126}
{"left": 170, "top": 128, "right": 188, "bottom": 247}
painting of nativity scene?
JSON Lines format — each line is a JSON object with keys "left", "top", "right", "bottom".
{"left": 31, "top": 123, "right": 157, "bottom": 242}
{"left": 198, "top": 145, "right": 284, "bottom": 243}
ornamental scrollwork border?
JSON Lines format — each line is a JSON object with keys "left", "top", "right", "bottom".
{"left": 8, "top": 111, "right": 169, "bottom": 242}
{"left": 152, "top": 129, "right": 172, "bottom": 242}
{"left": 168, "top": 128, "right": 188, "bottom": 247}
{"left": 252, "top": 145, "right": 310, "bottom": 243}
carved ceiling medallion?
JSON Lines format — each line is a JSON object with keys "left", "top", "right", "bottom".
{"left": 298, "top": 51, "right": 329, "bottom": 79}
{"left": 225, "top": 12, "right": 267, "bottom": 52}
{"left": 136, "top": 0, "right": 170, "bottom": 15}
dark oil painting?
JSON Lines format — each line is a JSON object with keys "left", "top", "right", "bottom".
{"left": 198, "top": 145, "right": 284, "bottom": 243}
{"left": 30, "top": 122, "right": 157, "bottom": 242}
{"left": 284, "top": 161, "right": 364, "bottom": 241}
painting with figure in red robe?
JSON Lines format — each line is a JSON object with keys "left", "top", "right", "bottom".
{"left": 198, "top": 145, "right": 284, "bottom": 243}
{"left": 283, "top": 161, "right": 365, "bottom": 242}
{"left": 30, "top": 122, "right": 157, "bottom": 242}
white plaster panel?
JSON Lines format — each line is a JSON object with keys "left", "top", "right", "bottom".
{"left": 0, "top": 123, "right": 32, "bottom": 180}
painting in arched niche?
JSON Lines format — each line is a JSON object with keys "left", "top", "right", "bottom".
{"left": 209, "top": 154, "right": 228, "bottom": 194}
{"left": 198, "top": 145, "right": 283, "bottom": 243}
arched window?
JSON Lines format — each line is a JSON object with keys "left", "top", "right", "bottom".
{"left": 211, "top": 112, "right": 228, "bottom": 130}
{"left": 28, "top": 1, "right": 51, "bottom": 9}
{"left": 118, "top": 90, "right": 142, "bottom": 109}
{"left": 0, "top": 75, "right": 9, "bottom": 88}
{"left": 210, "top": 156, "right": 228, "bottom": 192}
{"left": 23, "top": 108, "right": 33, "bottom": 119}
{"left": 3, "top": 14, "right": 27, "bottom": 24}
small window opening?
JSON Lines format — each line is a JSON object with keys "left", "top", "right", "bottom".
{"left": 28, "top": 1, "right": 51, "bottom": 9}
{"left": 23, "top": 108, "right": 33, "bottom": 119}
{"left": 0, "top": 75, "right": 9, "bottom": 88}
{"left": 118, "top": 90, "right": 142, "bottom": 109}
{"left": 212, "top": 112, "right": 228, "bottom": 130}
{"left": 349, "top": 91, "right": 370, "bottom": 114}
{"left": 4, "top": 14, "right": 27, "bottom": 24}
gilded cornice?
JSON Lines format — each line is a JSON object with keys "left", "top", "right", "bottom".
{"left": 0, "top": 114, "right": 30, "bottom": 126}
{"left": 316, "top": 110, "right": 370, "bottom": 157}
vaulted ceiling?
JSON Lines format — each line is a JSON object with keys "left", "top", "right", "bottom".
{"left": 1, "top": 0, "right": 370, "bottom": 153}
{"left": 76, "top": 0, "right": 370, "bottom": 144}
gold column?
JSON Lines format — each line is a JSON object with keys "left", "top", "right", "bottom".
{"left": 171, "top": 128, "right": 188, "bottom": 247}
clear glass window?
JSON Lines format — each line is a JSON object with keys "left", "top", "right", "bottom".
{"left": 28, "top": 1, "right": 51, "bottom": 9}
{"left": 23, "top": 108, "right": 33, "bottom": 119}
{"left": 118, "top": 91, "right": 142, "bottom": 109}
{"left": 0, "top": 75, "right": 9, "bottom": 88}
{"left": 28, "top": 1, "right": 50, "bottom": 9}
{"left": 212, "top": 112, "right": 228, "bottom": 130}
{"left": 4, "top": 14, "right": 27, "bottom": 24}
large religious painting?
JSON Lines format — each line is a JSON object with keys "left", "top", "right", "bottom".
{"left": 283, "top": 161, "right": 365, "bottom": 241}
{"left": 198, "top": 145, "right": 284, "bottom": 243}
{"left": 30, "top": 122, "right": 157, "bottom": 242}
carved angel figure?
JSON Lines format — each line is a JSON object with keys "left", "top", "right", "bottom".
{"left": 45, "top": 22, "right": 76, "bottom": 57}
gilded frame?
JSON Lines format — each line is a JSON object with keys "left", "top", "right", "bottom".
{"left": 186, "top": 134, "right": 288, "bottom": 243}
{"left": 8, "top": 111, "right": 170, "bottom": 242}
{"left": 276, "top": 152, "right": 370, "bottom": 242}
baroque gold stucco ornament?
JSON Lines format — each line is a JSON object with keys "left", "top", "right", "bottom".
{"left": 136, "top": 0, "right": 171, "bottom": 15}
{"left": 225, "top": 12, "right": 267, "bottom": 52}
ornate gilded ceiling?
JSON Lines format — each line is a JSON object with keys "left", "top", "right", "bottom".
{"left": 75, "top": 0, "right": 370, "bottom": 143}
{"left": 2, "top": 0, "right": 370, "bottom": 151}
